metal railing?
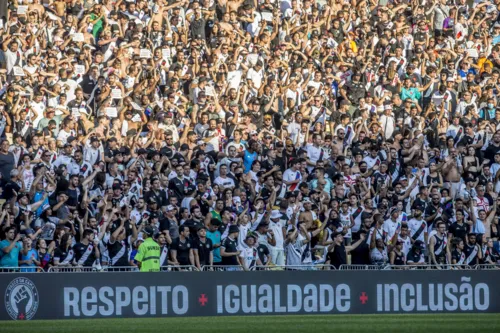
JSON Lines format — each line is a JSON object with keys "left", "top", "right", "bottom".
{"left": 1, "top": 263, "right": 497, "bottom": 273}
{"left": 160, "top": 265, "right": 200, "bottom": 272}
{"left": 48, "top": 266, "right": 99, "bottom": 273}
{"left": 475, "top": 264, "right": 500, "bottom": 270}
{"left": 201, "top": 265, "right": 244, "bottom": 271}
{"left": 253, "top": 264, "right": 336, "bottom": 271}
{"left": 46, "top": 265, "right": 200, "bottom": 272}
{"left": 384, "top": 264, "right": 475, "bottom": 270}
{"left": 103, "top": 266, "right": 140, "bottom": 272}
{"left": 339, "top": 264, "right": 386, "bottom": 270}
{"left": 0, "top": 267, "right": 44, "bottom": 273}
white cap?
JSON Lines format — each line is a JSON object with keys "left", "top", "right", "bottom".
{"left": 270, "top": 210, "right": 281, "bottom": 219}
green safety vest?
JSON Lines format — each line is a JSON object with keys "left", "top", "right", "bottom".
{"left": 135, "top": 238, "right": 161, "bottom": 272}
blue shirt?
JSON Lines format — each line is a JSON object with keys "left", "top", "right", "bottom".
{"left": 479, "top": 107, "right": 495, "bottom": 120}
{"left": 0, "top": 240, "right": 22, "bottom": 268}
{"left": 243, "top": 150, "right": 257, "bottom": 173}
{"left": 400, "top": 87, "right": 421, "bottom": 102}
{"left": 458, "top": 68, "right": 477, "bottom": 78}
{"left": 206, "top": 230, "right": 222, "bottom": 263}
{"left": 494, "top": 35, "right": 500, "bottom": 46}
{"left": 130, "top": 249, "right": 139, "bottom": 264}
{"left": 34, "top": 191, "right": 49, "bottom": 218}
{"left": 20, "top": 248, "right": 39, "bottom": 272}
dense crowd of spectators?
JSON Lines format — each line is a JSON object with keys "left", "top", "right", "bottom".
{"left": 1, "top": 0, "right": 500, "bottom": 273}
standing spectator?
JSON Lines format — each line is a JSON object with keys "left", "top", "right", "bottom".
{"left": 221, "top": 225, "right": 240, "bottom": 269}
{"left": 170, "top": 225, "right": 195, "bottom": 268}
{"left": 206, "top": 219, "right": 222, "bottom": 267}
{"left": 0, "top": 227, "right": 22, "bottom": 269}
{"left": 0, "top": 139, "right": 15, "bottom": 181}
{"left": 19, "top": 237, "right": 39, "bottom": 272}
{"left": 193, "top": 226, "right": 213, "bottom": 270}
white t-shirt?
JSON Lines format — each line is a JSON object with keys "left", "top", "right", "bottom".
{"left": 383, "top": 219, "right": 400, "bottom": 243}
{"left": 306, "top": 144, "right": 323, "bottom": 171}
{"left": 56, "top": 129, "right": 75, "bottom": 144}
{"left": 269, "top": 220, "right": 285, "bottom": 250}
{"left": 363, "top": 155, "right": 381, "bottom": 169}
{"left": 58, "top": 79, "right": 79, "bottom": 102}
{"left": 30, "top": 101, "right": 46, "bottom": 128}
{"left": 283, "top": 168, "right": 302, "bottom": 191}
{"left": 214, "top": 176, "right": 235, "bottom": 189}
{"left": 407, "top": 218, "right": 428, "bottom": 246}
{"left": 246, "top": 67, "right": 264, "bottom": 90}
{"left": 4, "top": 48, "right": 23, "bottom": 74}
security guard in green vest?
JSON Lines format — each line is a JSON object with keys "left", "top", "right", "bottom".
{"left": 134, "top": 226, "right": 161, "bottom": 272}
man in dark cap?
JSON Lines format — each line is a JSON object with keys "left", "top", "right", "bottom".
{"left": 407, "top": 240, "right": 426, "bottom": 266}
{"left": 220, "top": 224, "right": 240, "bottom": 269}
{"left": 326, "top": 231, "right": 365, "bottom": 269}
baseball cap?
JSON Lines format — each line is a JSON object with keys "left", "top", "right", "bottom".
{"left": 144, "top": 226, "right": 155, "bottom": 237}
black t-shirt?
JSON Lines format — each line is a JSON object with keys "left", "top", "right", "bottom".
{"left": 350, "top": 241, "right": 370, "bottom": 265}
{"left": 424, "top": 204, "right": 440, "bottom": 225}
{"left": 67, "top": 186, "right": 80, "bottom": 208}
{"left": 195, "top": 190, "right": 211, "bottom": 215}
{"left": 448, "top": 222, "right": 468, "bottom": 242}
{"left": 406, "top": 249, "right": 424, "bottom": 264}
{"left": 327, "top": 244, "right": 347, "bottom": 269}
{"left": 104, "top": 147, "right": 119, "bottom": 160}
{"left": 414, "top": 31, "right": 427, "bottom": 43}
{"left": 107, "top": 237, "right": 130, "bottom": 267}
{"left": 183, "top": 219, "right": 205, "bottom": 236}
{"left": 257, "top": 243, "right": 270, "bottom": 265}
{"left": 261, "top": 158, "right": 284, "bottom": 173}
{"left": 484, "top": 144, "right": 500, "bottom": 165}
{"left": 464, "top": 244, "right": 480, "bottom": 265}
{"left": 452, "top": 249, "right": 465, "bottom": 263}
{"left": 259, "top": 185, "right": 273, "bottom": 202}
{"left": 160, "top": 244, "right": 170, "bottom": 267}
{"left": 221, "top": 236, "right": 239, "bottom": 265}
{"left": 194, "top": 238, "right": 213, "bottom": 266}
{"left": 145, "top": 189, "right": 168, "bottom": 207}
{"left": 73, "top": 242, "right": 97, "bottom": 266}
{"left": 160, "top": 218, "right": 179, "bottom": 239}
{"left": 169, "top": 177, "right": 187, "bottom": 202}
{"left": 53, "top": 246, "right": 74, "bottom": 265}
{"left": 171, "top": 237, "right": 193, "bottom": 265}
{"left": 80, "top": 75, "right": 97, "bottom": 95}
{"left": 3, "top": 180, "right": 20, "bottom": 200}
{"left": 412, "top": 197, "right": 428, "bottom": 212}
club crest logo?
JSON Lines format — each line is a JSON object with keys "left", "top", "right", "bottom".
{"left": 5, "top": 277, "right": 39, "bottom": 320}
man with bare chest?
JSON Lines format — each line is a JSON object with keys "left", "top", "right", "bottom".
{"left": 440, "top": 148, "right": 462, "bottom": 198}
